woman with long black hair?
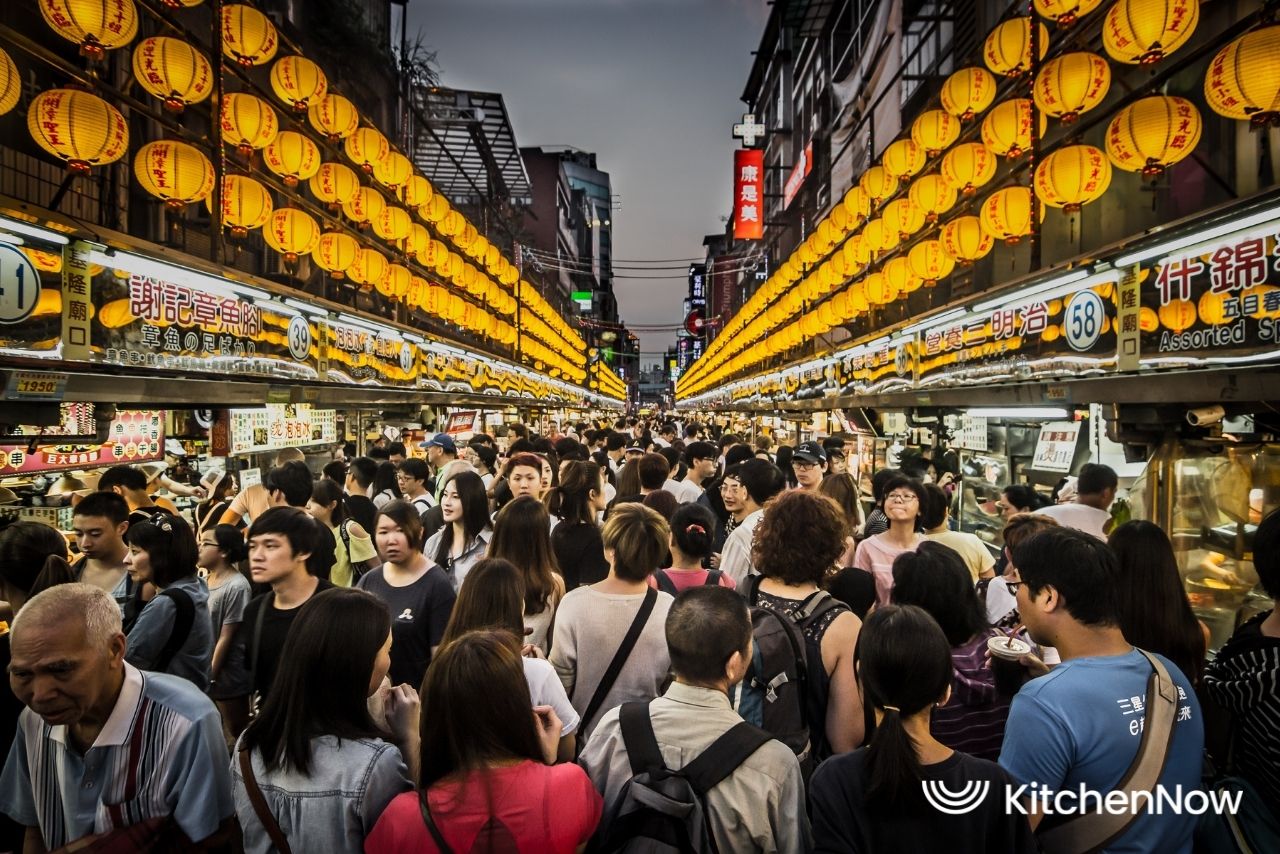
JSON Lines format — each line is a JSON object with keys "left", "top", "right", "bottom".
{"left": 809, "top": 605, "right": 1036, "bottom": 853}
{"left": 487, "top": 497, "right": 564, "bottom": 653}
{"left": 364, "top": 630, "right": 600, "bottom": 852}
{"left": 232, "top": 588, "right": 419, "bottom": 853}
{"left": 422, "top": 471, "right": 491, "bottom": 592}
{"left": 547, "top": 460, "right": 610, "bottom": 590}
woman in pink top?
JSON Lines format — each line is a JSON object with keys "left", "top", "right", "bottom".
{"left": 853, "top": 475, "right": 926, "bottom": 605}
{"left": 647, "top": 504, "right": 737, "bottom": 595}
{"left": 365, "top": 630, "right": 601, "bottom": 853}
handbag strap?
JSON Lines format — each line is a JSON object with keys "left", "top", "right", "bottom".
{"left": 418, "top": 789, "right": 454, "bottom": 854}
{"left": 579, "top": 586, "right": 658, "bottom": 736}
{"left": 1038, "top": 649, "right": 1179, "bottom": 854}
{"left": 238, "top": 748, "right": 293, "bottom": 854}
{"left": 153, "top": 588, "right": 195, "bottom": 674}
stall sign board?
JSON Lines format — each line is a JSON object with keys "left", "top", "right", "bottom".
{"left": 444, "top": 410, "right": 478, "bottom": 436}
{"left": 62, "top": 241, "right": 92, "bottom": 361}
{"left": 0, "top": 409, "right": 163, "bottom": 475}
{"left": 1031, "top": 422, "right": 1081, "bottom": 473}
{"left": 228, "top": 404, "right": 337, "bottom": 456}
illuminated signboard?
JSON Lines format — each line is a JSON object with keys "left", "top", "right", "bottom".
{"left": 733, "top": 150, "right": 764, "bottom": 240}
{"left": 783, "top": 141, "right": 814, "bottom": 209}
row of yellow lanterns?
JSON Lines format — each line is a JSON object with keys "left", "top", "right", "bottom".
{"left": 592, "top": 363, "right": 628, "bottom": 399}
{"left": 679, "top": 13, "right": 1277, "bottom": 397}
{"left": 22, "top": 1, "right": 587, "bottom": 370}
{"left": 28, "top": 3, "right": 586, "bottom": 368}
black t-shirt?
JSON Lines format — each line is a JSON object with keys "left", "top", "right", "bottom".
{"left": 357, "top": 566, "right": 456, "bottom": 689}
{"left": 809, "top": 748, "right": 1037, "bottom": 854}
{"left": 551, "top": 521, "right": 610, "bottom": 590}
{"left": 236, "top": 579, "right": 335, "bottom": 701}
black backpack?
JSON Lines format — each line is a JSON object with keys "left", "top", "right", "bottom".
{"left": 653, "top": 569, "right": 723, "bottom": 597}
{"left": 589, "top": 702, "right": 772, "bottom": 854}
{"left": 739, "top": 575, "right": 844, "bottom": 774}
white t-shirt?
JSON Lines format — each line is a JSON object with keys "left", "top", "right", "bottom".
{"left": 664, "top": 478, "right": 702, "bottom": 504}
{"left": 1034, "top": 503, "right": 1112, "bottom": 540}
{"left": 522, "top": 656, "right": 581, "bottom": 736}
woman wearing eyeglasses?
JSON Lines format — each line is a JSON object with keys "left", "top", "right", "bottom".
{"left": 123, "top": 513, "right": 215, "bottom": 690}
{"left": 852, "top": 475, "right": 927, "bottom": 606}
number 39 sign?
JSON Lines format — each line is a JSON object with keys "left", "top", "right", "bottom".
{"left": 0, "top": 243, "right": 40, "bottom": 325}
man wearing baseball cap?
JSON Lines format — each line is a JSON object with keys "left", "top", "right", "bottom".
{"left": 419, "top": 433, "right": 458, "bottom": 502}
{"left": 792, "top": 441, "right": 828, "bottom": 492}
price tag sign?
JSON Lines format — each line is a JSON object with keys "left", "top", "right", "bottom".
{"left": 1031, "top": 421, "right": 1081, "bottom": 473}
{"left": 5, "top": 371, "right": 68, "bottom": 401}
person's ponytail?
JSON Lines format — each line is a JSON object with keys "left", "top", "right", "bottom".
{"left": 30, "top": 555, "right": 76, "bottom": 599}
{"left": 856, "top": 605, "right": 954, "bottom": 806}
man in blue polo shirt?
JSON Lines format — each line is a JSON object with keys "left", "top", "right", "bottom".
{"left": 1, "top": 584, "right": 233, "bottom": 849}
{"left": 1000, "top": 527, "right": 1203, "bottom": 854}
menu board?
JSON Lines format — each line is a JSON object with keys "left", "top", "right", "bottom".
{"left": 227, "top": 404, "right": 338, "bottom": 456}
{"left": 0, "top": 406, "right": 163, "bottom": 475}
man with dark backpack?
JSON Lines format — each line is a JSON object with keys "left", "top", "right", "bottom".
{"left": 581, "top": 587, "right": 808, "bottom": 852}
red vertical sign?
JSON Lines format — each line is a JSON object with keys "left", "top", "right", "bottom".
{"left": 733, "top": 150, "right": 764, "bottom": 240}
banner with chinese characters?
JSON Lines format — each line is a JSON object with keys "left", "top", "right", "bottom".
{"left": 0, "top": 407, "right": 163, "bottom": 475}
{"left": 323, "top": 320, "right": 418, "bottom": 388}
{"left": 90, "top": 271, "right": 319, "bottom": 381}
{"left": 1140, "top": 229, "right": 1280, "bottom": 363}
{"left": 733, "top": 150, "right": 764, "bottom": 240}
{"left": 227, "top": 404, "right": 337, "bottom": 456}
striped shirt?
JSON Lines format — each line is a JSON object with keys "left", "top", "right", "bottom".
{"left": 0, "top": 664, "right": 233, "bottom": 848}
{"left": 1203, "top": 612, "right": 1280, "bottom": 814}
{"left": 931, "top": 631, "right": 1012, "bottom": 762}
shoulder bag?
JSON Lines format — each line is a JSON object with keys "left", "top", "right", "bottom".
{"left": 238, "top": 748, "right": 292, "bottom": 854}
{"left": 577, "top": 587, "right": 658, "bottom": 743}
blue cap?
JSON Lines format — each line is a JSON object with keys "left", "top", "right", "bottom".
{"left": 419, "top": 433, "right": 457, "bottom": 454}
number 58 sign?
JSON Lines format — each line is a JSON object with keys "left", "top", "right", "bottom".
{"left": 1065, "top": 290, "right": 1105, "bottom": 352}
{"left": 0, "top": 243, "right": 40, "bottom": 325}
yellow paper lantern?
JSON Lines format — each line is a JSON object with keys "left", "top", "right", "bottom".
{"left": 1034, "top": 145, "right": 1112, "bottom": 212}
{"left": 407, "top": 275, "right": 428, "bottom": 311}
{"left": 314, "top": 231, "right": 359, "bottom": 278}
{"left": 220, "top": 92, "right": 278, "bottom": 156}
{"left": 406, "top": 223, "right": 430, "bottom": 261}
{"left": 859, "top": 166, "right": 898, "bottom": 206}
{"left": 308, "top": 161, "right": 359, "bottom": 210}
{"left": 911, "top": 110, "right": 961, "bottom": 157}
{"left": 940, "top": 142, "right": 997, "bottom": 197}
{"left": 28, "top": 89, "right": 128, "bottom": 174}
{"left": 221, "top": 4, "right": 278, "bottom": 67}
{"left": 983, "top": 18, "right": 1050, "bottom": 77}
{"left": 263, "top": 131, "right": 321, "bottom": 188}
{"left": 345, "top": 127, "right": 389, "bottom": 173}
{"left": 1198, "top": 290, "right": 1232, "bottom": 326}
{"left": 1103, "top": 0, "right": 1199, "bottom": 66}
{"left": 1204, "top": 26, "right": 1280, "bottom": 128}
{"left": 263, "top": 208, "right": 321, "bottom": 264}
{"left": 343, "top": 187, "right": 385, "bottom": 231}
{"left": 1138, "top": 306, "right": 1159, "bottom": 332}
{"left": 439, "top": 210, "right": 466, "bottom": 238}
{"left": 269, "top": 55, "right": 327, "bottom": 111}
{"left": 981, "top": 99, "right": 1046, "bottom": 158}
{"left": 884, "top": 257, "right": 922, "bottom": 296}
{"left": 207, "top": 175, "right": 272, "bottom": 238}
{"left": 841, "top": 186, "right": 870, "bottom": 226}
{"left": 373, "top": 206, "right": 412, "bottom": 241}
{"left": 0, "top": 48, "right": 18, "bottom": 117}
{"left": 862, "top": 217, "right": 899, "bottom": 255}
{"left": 40, "top": 0, "right": 138, "bottom": 58}
{"left": 131, "top": 37, "right": 212, "bottom": 113}
{"left": 1034, "top": 52, "right": 1111, "bottom": 124}
{"left": 1106, "top": 96, "right": 1202, "bottom": 177}
{"left": 908, "top": 239, "right": 956, "bottom": 286}
{"left": 401, "top": 175, "right": 433, "bottom": 208}
{"left": 377, "top": 263, "right": 411, "bottom": 299}
{"left": 133, "top": 140, "right": 215, "bottom": 209}
{"left": 421, "top": 194, "right": 450, "bottom": 224}
{"left": 883, "top": 139, "right": 927, "bottom": 179}
{"left": 308, "top": 93, "right": 359, "bottom": 142}
{"left": 1034, "top": 0, "right": 1102, "bottom": 27}
{"left": 347, "top": 248, "right": 388, "bottom": 290}
{"left": 884, "top": 197, "right": 926, "bottom": 240}
{"left": 936, "top": 215, "right": 993, "bottom": 265}
{"left": 1158, "top": 298, "right": 1196, "bottom": 332}
{"left": 22, "top": 248, "right": 62, "bottom": 273}
{"left": 864, "top": 272, "right": 898, "bottom": 306}
{"left": 830, "top": 204, "right": 852, "bottom": 236}
{"left": 908, "top": 174, "right": 957, "bottom": 223}
{"left": 940, "top": 67, "right": 997, "bottom": 121}
{"left": 980, "top": 186, "right": 1037, "bottom": 245}
{"left": 841, "top": 234, "right": 869, "bottom": 270}
{"left": 374, "top": 152, "right": 414, "bottom": 191}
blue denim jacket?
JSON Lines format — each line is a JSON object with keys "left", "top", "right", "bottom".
{"left": 231, "top": 735, "right": 413, "bottom": 854}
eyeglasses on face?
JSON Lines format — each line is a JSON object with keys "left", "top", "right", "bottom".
{"left": 1005, "top": 579, "right": 1025, "bottom": 595}
{"left": 885, "top": 492, "right": 918, "bottom": 503}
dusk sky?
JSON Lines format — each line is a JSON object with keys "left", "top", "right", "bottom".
{"left": 407, "top": 0, "right": 769, "bottom": 366}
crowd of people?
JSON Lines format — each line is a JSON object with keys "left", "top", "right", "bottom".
{"left": 0, "top": 414, "right": 1275, "bottom": 853}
